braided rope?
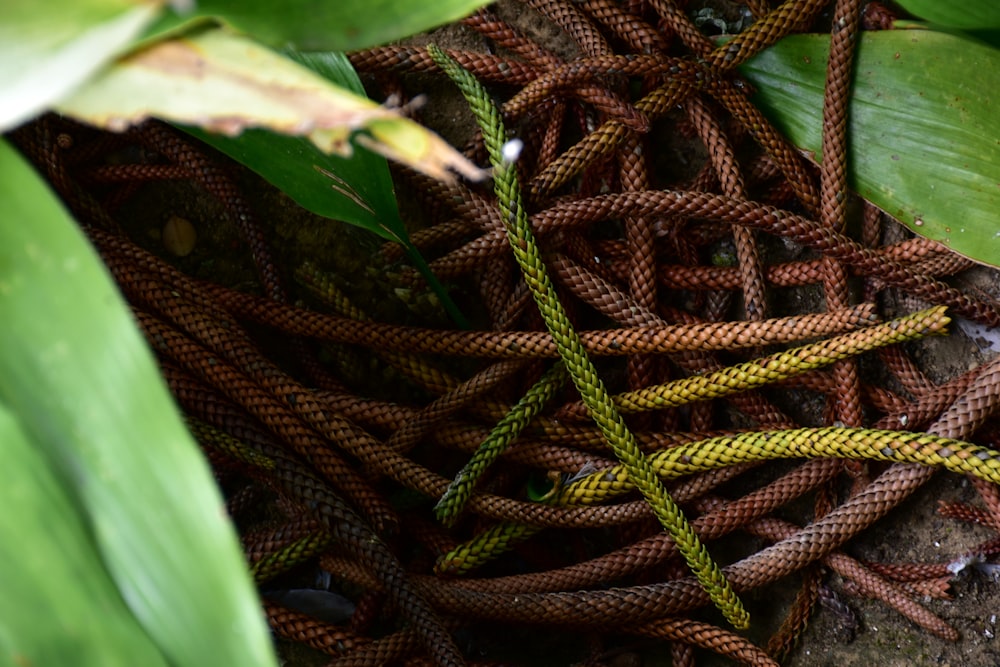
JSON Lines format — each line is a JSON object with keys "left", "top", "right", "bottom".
{"left": 436, "top": 520, "right": 535, "bottom": 576}
{"left": 250, "top": 532, "right": 333, "bottom": 583}
{"left": 435, "top": 362, "right": 567, "bottom": 525}
{"left": 557, "top": 305, "right": 948, "bottom": 418}
{"left": 188, "top": 418, "right": 275, "bottom": 470}
{"left": 428, "top": 43, "right": 748, "bottom": 629}
{"left": 561, "top": 427, "right": 1000, "bottom": 505}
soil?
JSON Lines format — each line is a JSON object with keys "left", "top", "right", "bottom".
{"left": 107, "top": 2, "right": 1000, "bottom": 665}
{"left": 791, "top": 472, "right": 1000, "bottom": 666}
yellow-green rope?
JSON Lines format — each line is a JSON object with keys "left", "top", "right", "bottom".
{"left": 559, "top": 427, "right": 1000, "bottom": 505}
{"left": 251, "top": 532, "right": 333, "bottom": 583}
{"left": 607, "top": 305, "right": 947, "bottom": 414}
{"left": 434, "top": 307, "right": 949, "bottom": 575}
{"left": 435, "top": 520, "right": 533, "bottom": 576}
{"left": 437, "top": 424, "right": 1000, "bottom": 575}
{"left": 435, "top": 362, "right": 567, "bottom": 525}
{"left": 188, "top": 418, "right": 274, "bottom": 470}
{"left": 428, "top": 43, "right": 748, "bottom": 629}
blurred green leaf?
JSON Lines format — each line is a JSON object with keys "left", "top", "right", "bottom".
{"left": 740, "top": 29, "right": 1000, "bottom": 266}
{"left": 0, "top": 404, "right": 168, "bottom": 667}
{"left": 0, "top": 138, "right": 278, "bottom": 667}
{"left": 894, "top": 1, "right": 1000, "bottom": 29}
{"left": 4, "top": 0, "right": 487, "bottom": 186}
{"left": 145, "top": 0, "right": 492, "bottom": 51}
{"left": 0, "top": 0, "right": 158, "bottom": 130}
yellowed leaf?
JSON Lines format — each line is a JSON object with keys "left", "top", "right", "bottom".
{"left": 0, "top": 2, "right": 160, "bottom": 131}
{"left": 360, "top": 118, "right": 489, "bottom": 183}
{"left": 59, "top": 27, "right": 485, "bottom": 182}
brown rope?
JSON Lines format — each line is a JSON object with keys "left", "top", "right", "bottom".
{"left": 16, "top": 2, "right": 1000, "bottom": 664}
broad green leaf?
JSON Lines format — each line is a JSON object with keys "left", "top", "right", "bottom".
{"left": 178, "top": 49, "right": 472, "bottom": 326}
{"left": 740, "top": 30, "right": 1000, "bottom": 266}
{"left": 0, "top": 0, "right": 159, "bottom": 131}
{"left": 889, "top": 21, "right": 1000, "bottom": 52}
{"left": 894, "top": 1, "right": 1000, "bottom": 30}
{"left": 0, "top": 405, "right": 168, "bottom": 667}
{"left": 182, "top": 51, "right": 404, "bottom": 241}
{"left": 143, "top": 0, "right": 492, "bottom": 51}
{"left": 0, "top": 0, "right": 493, "bottom": 138}
{"left": 0, "top": 139, "right": 277, "bottom": 667}
{"left": 59, "top": 28, "right": 486, "bottom": 185}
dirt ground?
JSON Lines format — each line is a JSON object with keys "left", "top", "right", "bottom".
{"left": 790, "top": 471, "right": 1000, "bottom": 666}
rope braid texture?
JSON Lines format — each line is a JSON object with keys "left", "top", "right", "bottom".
{"left": 564, "top": 427, "right": 1000, "bottom": 505}
{"left": 434, "top": 305, "right": 950, "bottom": 575}
{"left": 428, "top": 43, "right": 749, "bottom": 629}
{"left": 434, "top": 360, "right": 567, "bottom": 524}
{"left": 17, "top": 0, "right": 1000, "bottom": 664}
{"left": 557, "top": 304, "right": 949, "bottom": 418}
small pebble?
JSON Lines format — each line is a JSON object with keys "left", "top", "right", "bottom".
{"left": 162, "top": 216, "right": 197, "bottom": 256}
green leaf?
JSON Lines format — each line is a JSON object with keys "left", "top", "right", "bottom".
{"left": 58, "top": 28, "right": 486, "bottom": 186}
{"left": 0, "top": 0, "right": 158, "bottom": 131}
{"left": 0, "top": 404, "right": 168, "bottom": 667}
{"left": 894, "top": 1, "right": 1000, "bottom": 30}
{"left": 740, "top": 29, "right": 1000, "bottom": 266}
{"left": 178, "top": 49, "right": 473, "bottom": 327}
{"left": 183, "top": 50, "right": 405, "bottom": 241}
{"left": 0, "top": 139, "right": 278, "bottom": 667}
{"left": 145, "top": 0, "right": 492, "bottom": 51}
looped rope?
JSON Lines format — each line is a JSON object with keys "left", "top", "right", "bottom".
{"left": 428, "top": 42, "right": 750, "bottom": 630}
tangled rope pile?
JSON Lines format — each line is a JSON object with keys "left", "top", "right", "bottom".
{"left": 14, "top": 0, "right": 1000, "bottom": 664}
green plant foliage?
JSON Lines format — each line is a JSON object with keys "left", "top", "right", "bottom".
{"left": 0, "top": 0, "right": 488, "bottom": 661}
{"left": 181, "top": 49, "right": 472, "bottom": 326}
{"left": 143, "top": 0, "right": 492, "bottom": 51}
{"left": 0, "top": 0, "right": 158, "bottom": 129}
{"left": 740, "top": 29, "right": 1000, "bottom": 267}
{"left": 2, "top": 3, "right": 486, "bottom": 191}
{"left": 183, "top": 51, "right": 403, "bottom": 241}
{"left": 3, "top": 0, "right": 483, "bottom": 325}
{"left": 0, "top": 139, "right": 277, "bottom": 667}
{"left": 0, "top": 406, "right": 168, "bottom": 667}
{"left": 894, "top": 1, "right": 1000, "bottom": 29}
{"left": 56, "top": 26, "right": 484, "bottom": 180}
